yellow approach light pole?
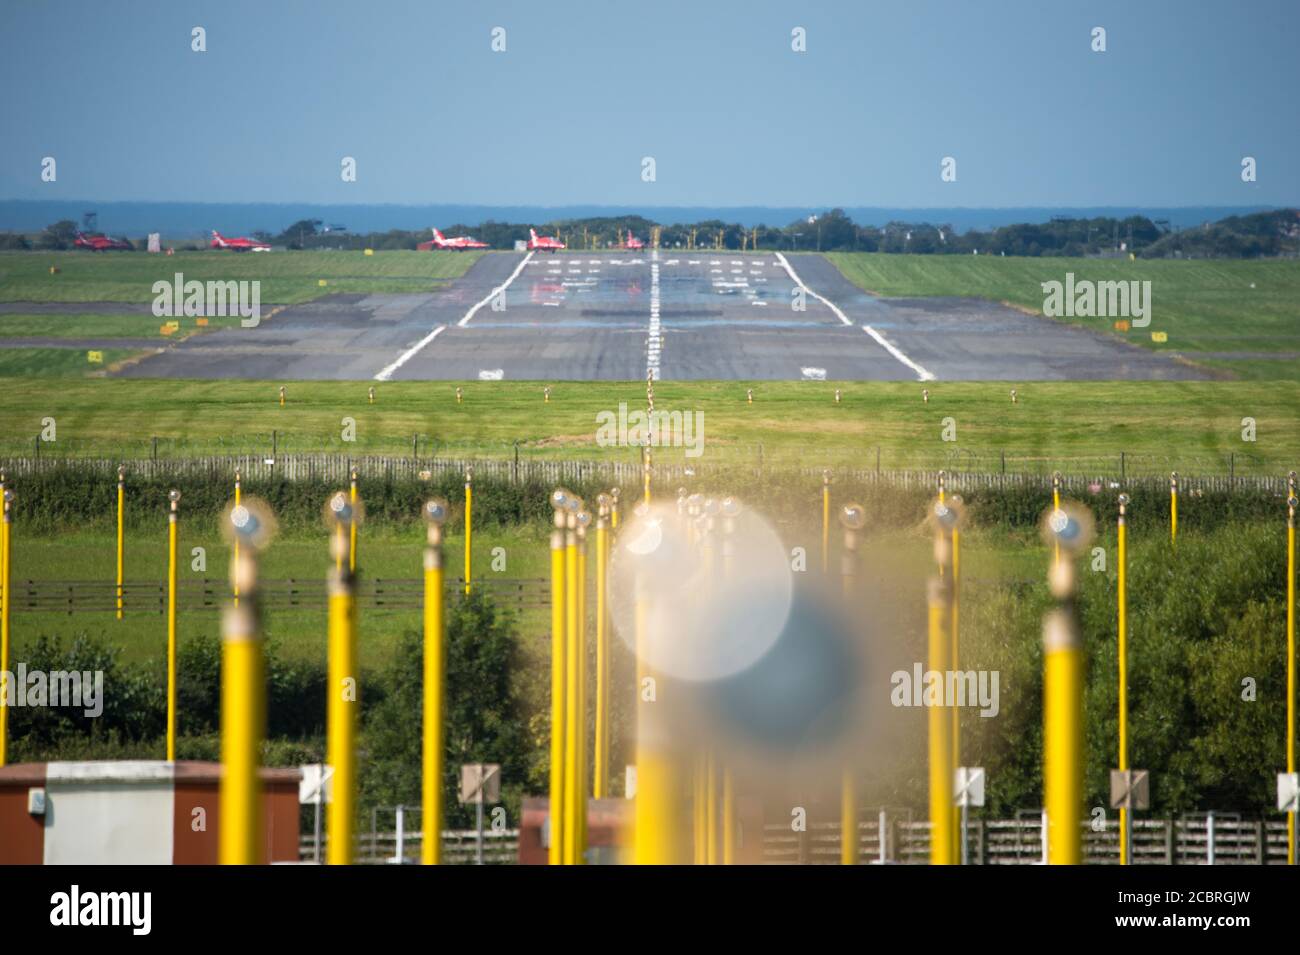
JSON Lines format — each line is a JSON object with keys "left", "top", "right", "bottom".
{"left": 326, "top": 491, "right": 360, "bottom": 864}
{"left": 1041, "top": 502, "right": 1094, "bottom": 865}
{"left": 167, "top": 490, "right": 181, "bottom": 762}
{"left": 0, "top": 488, "right": 12, "bottom": 768}
{"left": 464, "top": 468, "right": 473, "bottom": 596}
{"left": 1284, "top": 478, "right": 1294, "bottom": 867}
{"left": 116, "top": 465, "right": 125, "bottom": 620}
{"left": 840, "top": 502, "right": 867, "bottom": 865}
{"left": 821, "top": 470, "right": 831, "bottom": 575}
{"left": 927, "top": 498, "right": 961, "bottom": 864}
{"left": 349, "top": 467, "right": 359, "bottom": 574}
{"left": 594, "top": 495, "right": 612, "bottom": 800}
{"left": 233, "top": 469, "right": 242, "bottom": 607}
{"left": 1170, "top": 472, "right": 1178, "bottom": 547}
{"left": 1052, "top": 472, "right": 1061, "bottom": 567}
{"left": 950, "top": 493, "right": 964, "bottom": 864}
{"left": 610, "top": 487, "right": 620, "bottom": 530}
{"left": 1117, "top": 494, "right": 1131, "bottom": 865}
{"left": 547, "top": 489, "right": 570, "bottom": 865}
{"left": 562, "top": 495, "right": 586, "bottom": 864}
{"left": 422, "top": 499, "right": 449, "bottom": 865}
{"left": 219, "top": 495, "right": 274, "bottom": 864}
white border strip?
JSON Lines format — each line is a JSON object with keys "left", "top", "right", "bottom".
{"left": 372, "top": 251, "right": 535, "bottom": 381}
{"left": 775, "top": 252, "right": 935, "bottom": 382}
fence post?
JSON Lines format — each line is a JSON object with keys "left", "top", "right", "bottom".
{"left": 1164, "top": 819, "right": 1173, "bottom": 864}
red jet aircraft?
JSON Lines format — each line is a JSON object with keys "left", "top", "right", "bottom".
{"left": 74, "top": 231, "right": 132, "bottom": 251}
{"left": 527, "top": 228, "right": 565, "bottom": 252}
{"left": 624, "top": 230, "right": 645, "bottom": 251}
{"left": 418, "top": 228, "right": 489, "bottom": 251}
{"left": 210, "top": 230, "right": 272, "bottom": 252}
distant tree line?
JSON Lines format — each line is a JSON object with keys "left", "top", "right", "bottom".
{"left": 6, "top": 208, "right": 1297, "bottom": 258}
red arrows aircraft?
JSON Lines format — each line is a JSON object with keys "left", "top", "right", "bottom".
{"left": 210, "top": 230, "right": 272, "bottom": 252}
{"left": 624, "top": 230, "right": 645, "bottom": 251}
{"left": 74, "top": 231, "right": 132, "bottom": 251}
{"left": 418, "top": 228, "right": 489, "bottom": 251}
{"left": 527, "top": 228, "right": 566, "bottom": 253}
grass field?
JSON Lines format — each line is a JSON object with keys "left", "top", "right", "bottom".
{"left": 825, "top": 253, "right": 1300, "bottom": 380}
{"left": 0, "top": 347, "right": 143, "bottom": 377}
{"left": 0, "top": 249, "right": 482, "bottom": 304}
{"left": 0, "top": 377, "right": 1296, "bottom": 476}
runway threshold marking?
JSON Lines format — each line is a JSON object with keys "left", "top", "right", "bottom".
{"left": 372, "top": 252, "right": 534, "bottom": 380}
{"left": 774, "top": 252, "right": 935, "bottom": 382}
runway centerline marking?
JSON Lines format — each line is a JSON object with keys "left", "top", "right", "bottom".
{"left": 774, "top": 252, "right": 935, "bottom": 382}
{"left": 647, "top": 247, "right": 661, "bottom": 381}
{"left": 458, "top": 251, "right": 534, "bottom": 328}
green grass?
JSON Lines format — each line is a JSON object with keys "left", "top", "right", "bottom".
{"left": 0, "top": 249, "right": 483, "bottom": 304}
{"left": 1, "top": 378, "right": 1296, "bottom": 476}
{"left": 824, "top": 253, "right": 1300, "bottom": 380}
{"left": 0, "top": 348, "right": 145, "bottom": 377}
{"left": 10, "top": 525, "right": 551, "bottom": 665}
{"left": 0, "top": 312, "right": 249, "bottom": 339}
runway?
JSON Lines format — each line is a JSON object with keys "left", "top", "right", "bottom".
{"left": 112, "top": 251, "right": 1208, "bottom": 381}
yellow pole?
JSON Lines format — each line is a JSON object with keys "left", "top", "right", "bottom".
{"left": 821, "top": 470, "right": 830, "bottom": 575}
{"left": 116, "top": 466, "right": 125, "bottom": 619}
{"left": 840, "top": 502, "right": 866, "bottom": 865}
{"left": 1041, "top": 502, "right": 1092, "bottom": 865}
{"left": 219, "top": 497, "right": 270, "bottom": 865}
{"left": 0, "top": 489, "right": 11, "bottom": 768}
{"left": 1052, "top": 472, "right": 1061, "bottom": 567}
{"left": 1170, "top": 472, "right": 1178, "bottom": 547}
{"left": 576, "top": 513, "right": 589, "bottom": 856}
{"left": 951, "top": 495, "right": 962, "bottom": 864}
{"left": 594, "top": 496, "right": 610, "bottom": 799}
{"left": 464, "top": 469, "right": 473, "bottom": 596}
{"left": 233, "top": 470, "right": 241, "bottom": 607}
{"left": 927, "top": 575, "right": 953, "bottom": 865}
{"left": 547, "top": 493, "right": 567, "bottom": 865}
{"left": 167, "top": 490, "right": 180, "bottom": 761}
{"left": 562, "top": 504, "right": 583, "bottom": 864}
{"left": 349, "top": 468, "right": 358, "bottom": 575}
{"left": 705, "top": 752, "right": 718, "bottom": 865}
{"left": 610, "top": 488, "right": 620, "bottom": 531}
{"left": 1284, "top": 478, "right": 1294, "bottom": 867}
{"left": 643, "top": 447, "right": 652, "bottom": 506}
{"left": 1044, "top": 615, "right": 1083, "bottom": 865}
{"left": 327, "top": 492, "right": 358, "bottom": 865}
{"left": 1117, "top": 494, "right": 1130, "bottom": 865}
{"left": 422, "top": 499, "right": 448, "bottom": 865}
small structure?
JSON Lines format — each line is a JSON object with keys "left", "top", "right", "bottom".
{"left": 0, "top": 761, "right": 300, "bottom": 864}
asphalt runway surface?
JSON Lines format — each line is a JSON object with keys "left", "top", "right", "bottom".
{"left": 100, "top": 252, "right": 1206, "bottom": 382}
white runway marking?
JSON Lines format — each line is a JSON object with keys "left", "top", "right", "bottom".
{"left": 457, "top": 251, "right": 535, "bottom": 328}
{"left": 373, "top": 324, "right": 446, "bottom": 381}
{"left": 647, "top": 247, "right": 661, "bottom": 381}
{"left": 801, "top": 367, "right": 826, "bottom": 380}
{"left": 478, "top": 369, "right": 504, "bottom": 381}
{"left": 775, "top": 252, "right": 935, "bottom": 381}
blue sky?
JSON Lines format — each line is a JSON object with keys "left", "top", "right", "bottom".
{"left": 1, "top": 0, "right": 1296, "bottom": 207}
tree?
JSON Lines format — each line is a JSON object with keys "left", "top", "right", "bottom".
{"left": 38, "top": 219, "right": 78, "bottom": 250}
